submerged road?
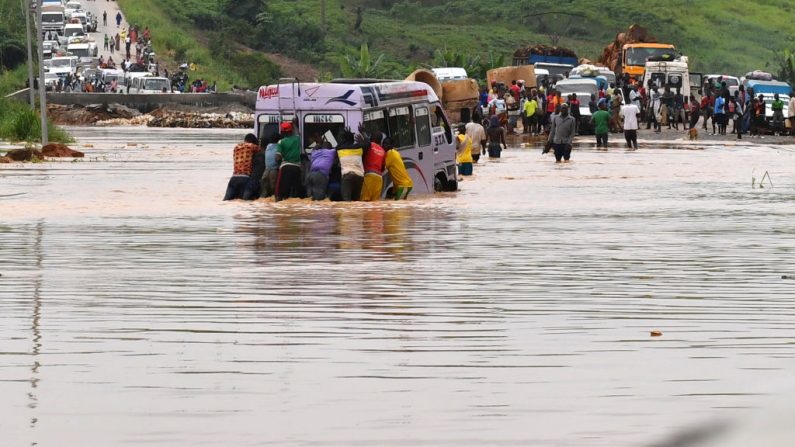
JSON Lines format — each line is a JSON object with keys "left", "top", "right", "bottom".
{"left": 2, "top": 130, "right": 795, "bottom": 446}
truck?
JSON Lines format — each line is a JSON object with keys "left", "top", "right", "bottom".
{"left": 621, "top": 43, "right": 677, "bottom": 81}
{"left": 41, "top": 5, "right": 65, "bottom": 34}
{"left": 512, "top": 45, "right": 578, "bottom": 79}
{"left": 745, "top": 80, "right": 791, "bottom": 121}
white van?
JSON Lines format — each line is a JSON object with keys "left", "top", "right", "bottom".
{"left": 643, "top": 59, "right": 692, "bottom": 97}
{"left": 130, "top": 76, "right": 171, "bottom": 94}
{"left": 432, "top": 67, "right": 468, "bottom": 82}
{"left": 255, "top": 80, "right": 458, "bottom": 194}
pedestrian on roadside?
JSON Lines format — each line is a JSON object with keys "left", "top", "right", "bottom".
{"left": 115, "top": 33, "right": 120, "bottom": 50}
{"left": 223, "top": 134, "right": 261, "bottom": 201}
{"left": 116, "top": 11, "right": 122, "bottom": 28}
{"left": 788, "top": 91, "right": 795, "bottom": 136}
{"left": 103, "top": 11, "right": 107, "bottom": 27}
{"left": 104, "top": 34, "right": 109, "bottom": 51}
{"left": 274, "top": 121, "right": 302, "bottom": 201}
{"left": 591, "top": 102, "right": 610, "bottom": 149}
{"left": 771, "top": 93, "right": 785, "bottom": 135}
{"left": 688, "top": 94, "right": 700, "bottom": 130}
{"left": 570, "top": 93, "right": 581, "bottom": 135}
{"left": 523, "top": 90, "right": 538, "bottom": 135}
{"left": 535, "top": 90, "right": 547, "bottom": 134}
{"left": 548, "top": 103, "right": 576, "bottom": 163}
{"left": 621, "top": 101, "right": 640, "bottom": 149}
{"left": 673, "top": 88, "right": 686, "bottom": 130}
{"left": 731, "top": 97, "right": 744, "bottom": 140}
{"left": 714, "top": 93, "right": 726, "bottom": 135}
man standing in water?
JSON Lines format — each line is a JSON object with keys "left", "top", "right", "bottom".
{"left": 465, "top": 113, "right": 487, "bottom": 163}
{"left": 621, "top": 100, "right": 640, "bottom": 149}
{"left": 223, "top": 134, "right": 261, "bottom": 201}
{"left": 456, "top": 124, "right": 474, "bottom": 176}
{"left": 274, "top": 122, "right": 302, "bottom": 201}
{"left": 548, "top": 103, "right": 576, "bottom": 163}
{"left": 591, "top": 102, "right": 610, "bottom": 149}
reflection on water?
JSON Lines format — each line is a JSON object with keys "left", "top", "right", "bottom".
{"left": 1, "top": 128, "right": 795, "bottom": 446}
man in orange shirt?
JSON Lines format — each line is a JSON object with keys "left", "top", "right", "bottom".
{"left": 223, "top": 134, "right": 261, "bottom": 201}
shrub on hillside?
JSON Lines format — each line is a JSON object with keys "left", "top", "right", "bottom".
{"left": 228, "top": 53, "right": 282, "bottom": 89}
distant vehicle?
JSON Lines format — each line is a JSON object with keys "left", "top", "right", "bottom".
{"left": 43, "top": 72, "right": 59, "bottom": 91}
{"left": 42, "top": 41, "right": 57, "bottom": 59}
{"left": 534, "top": 62, "right": 574, "bottom": 79}
{"left": 431, "top": 67, "right": 468, "bottom": 82}
{"left": 569, "top": 64, "right": 616, "bottom": 88}
{"left": 64, "top": 1, "right": 80, "bottom": 17}
{"left": 130, "top": 76, "right": 172, "bottom": 94}
{"left": 255, "top": 80, "right": 458, "bottom": 194}
{"left": 704, "top": 74, "right": 741, "bottom": 96}
{"left": 642, "top": 58, "right": 693, "bottom": 97}
{"left": 533, "top": 68, "right": 564, "bottom": 88}
{"left": 99, "top": 68, "right": 125, "bottom": 92}
{"left": 70, "top": 11, "right": 88, "bottom": 31}
{"left": 745, "top": 80, "right": 792, "bottom": 120}
{"left": 48, "top": 56, "right": 78, "bottom": 77}
{"left": 60, "top": 23, "right": 86, "bottom": 45}
{"left": 621, "top": 43, "right": 677, "bottom": 80}
{"left": 554, "top": 78, "right": 599, "bottom": 133}
{"left": 66, "top": 42, "right": 97, "bottom": 67}
{"left": 40, "top": 5, "right": 65, "bottom": 34}
{"left": 514, "top": 51, "right": 578, "bottom": 67}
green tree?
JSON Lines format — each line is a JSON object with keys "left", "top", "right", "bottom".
{"left": 339, "top": 43, "right": 386, "bottom": 78}
{"left": 771, "top": 49, "right": 795, "bottom": 86}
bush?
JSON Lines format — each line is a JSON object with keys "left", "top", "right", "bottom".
{"left": 229, "top": 52, "right": 282, "bottom": 89}
{"left": 0, "top": 99, "right": 73, "bottom": 143}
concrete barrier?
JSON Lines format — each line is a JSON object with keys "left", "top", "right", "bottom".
{"left": 43, "top": 92, "right": 256, "bottom": 113}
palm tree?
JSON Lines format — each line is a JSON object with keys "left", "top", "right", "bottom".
{"left": 339, "top": 43, "right": 386, "bottom": 79}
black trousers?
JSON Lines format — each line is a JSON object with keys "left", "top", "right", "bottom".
{"left": 341, "top": 173, "right": 364, "bottom": 201}
{"left": 624, "top": 129, "right": 638, "bottom": 149}
{"left": 596, "top": 133, "right": 608, "bottom": 147}
{"left": 553, "top": 143, "right": 571, "bottom": 162}
{"left": 276, "top": 164, "right": 302, "bottom": 201}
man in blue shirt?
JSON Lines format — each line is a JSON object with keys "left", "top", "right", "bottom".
{"left": 260, "top": 133, "right": 281, "bottom": 198}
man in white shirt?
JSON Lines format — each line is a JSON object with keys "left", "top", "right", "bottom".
{"left": 620, "top": 103, "right": 640, "bottom": 149}
{"left": 465, "top": 116, "right": 487, "bottom": 162}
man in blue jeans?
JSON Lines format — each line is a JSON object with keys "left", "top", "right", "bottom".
{"left": 547, "top": 103, "right": 576, "bottom": 163}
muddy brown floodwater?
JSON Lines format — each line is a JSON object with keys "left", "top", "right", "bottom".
{"left": 2, "top": 127, "right": 795, "bottom": 446}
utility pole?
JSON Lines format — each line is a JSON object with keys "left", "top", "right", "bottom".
{"left": 36, "top": 0, "right": 48, "bottom": 145}
{"left": 23, "top": 0, "right": 35, "bottom": 108}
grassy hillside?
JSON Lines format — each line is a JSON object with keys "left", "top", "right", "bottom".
{"left": 3, "top": 0, "right": 794, "bottom": 95}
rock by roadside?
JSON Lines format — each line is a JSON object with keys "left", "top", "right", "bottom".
{"left": 6, "top": 148, "right": 43, "bottom": 161}
{"left": 0, "top": 156, "right": 11, "bottom": 163}
{"left": 49, "top": 103, "right": 254, "bottom": 129}
{"left": 41, "top": 143, "right": 84, "bottom": 158}
{"left": 49, "top": 104, "right": 141, "bottom": 126}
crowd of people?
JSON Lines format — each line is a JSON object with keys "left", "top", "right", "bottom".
{"left": 223, "top": 122, "right": 414, "bottom": 202}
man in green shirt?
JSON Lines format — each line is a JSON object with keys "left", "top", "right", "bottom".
{"left": 771, "top": 93, "right": 785, "bottom": 134}
{"left": 275, "top": 121, "right": 303, "bottom": 201}
{"left": 591, "top": 102, "right": 610, "bottom": 149}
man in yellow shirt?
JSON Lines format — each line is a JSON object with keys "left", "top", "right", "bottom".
{"left": 383, "top": 138, "right": 413, "bottom": 200}
{"left": 456, "top": 124, "right": 473, "bottom": 176}
{"left": 523, "top": 91, "right": 538, "bottom": 135}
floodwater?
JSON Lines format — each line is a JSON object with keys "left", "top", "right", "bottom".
{"left": 2, "top": 127, "right": 795, "bottom": 446}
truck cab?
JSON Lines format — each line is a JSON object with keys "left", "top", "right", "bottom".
{"left": 621, "top": 43, "right": 677, "bottom": 80}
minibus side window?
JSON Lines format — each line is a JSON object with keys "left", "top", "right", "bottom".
{"left": 363, "top": 109, "right": 389, "bottom": 139}
{"left": 415, "top": 106, "right": 432, "bottom": 147}
{"left": 432, "top": 104, "right": 452, "bottom": 144}
{"left": 388, "top": 106, "right": 415, "bottom": 149}
{"left": 303, "top": 114, "right": 345, "bottom": 151}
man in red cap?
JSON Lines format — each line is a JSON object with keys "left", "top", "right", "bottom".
{"left": 275, "top": 121, "right": 302, "bottom": 201}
